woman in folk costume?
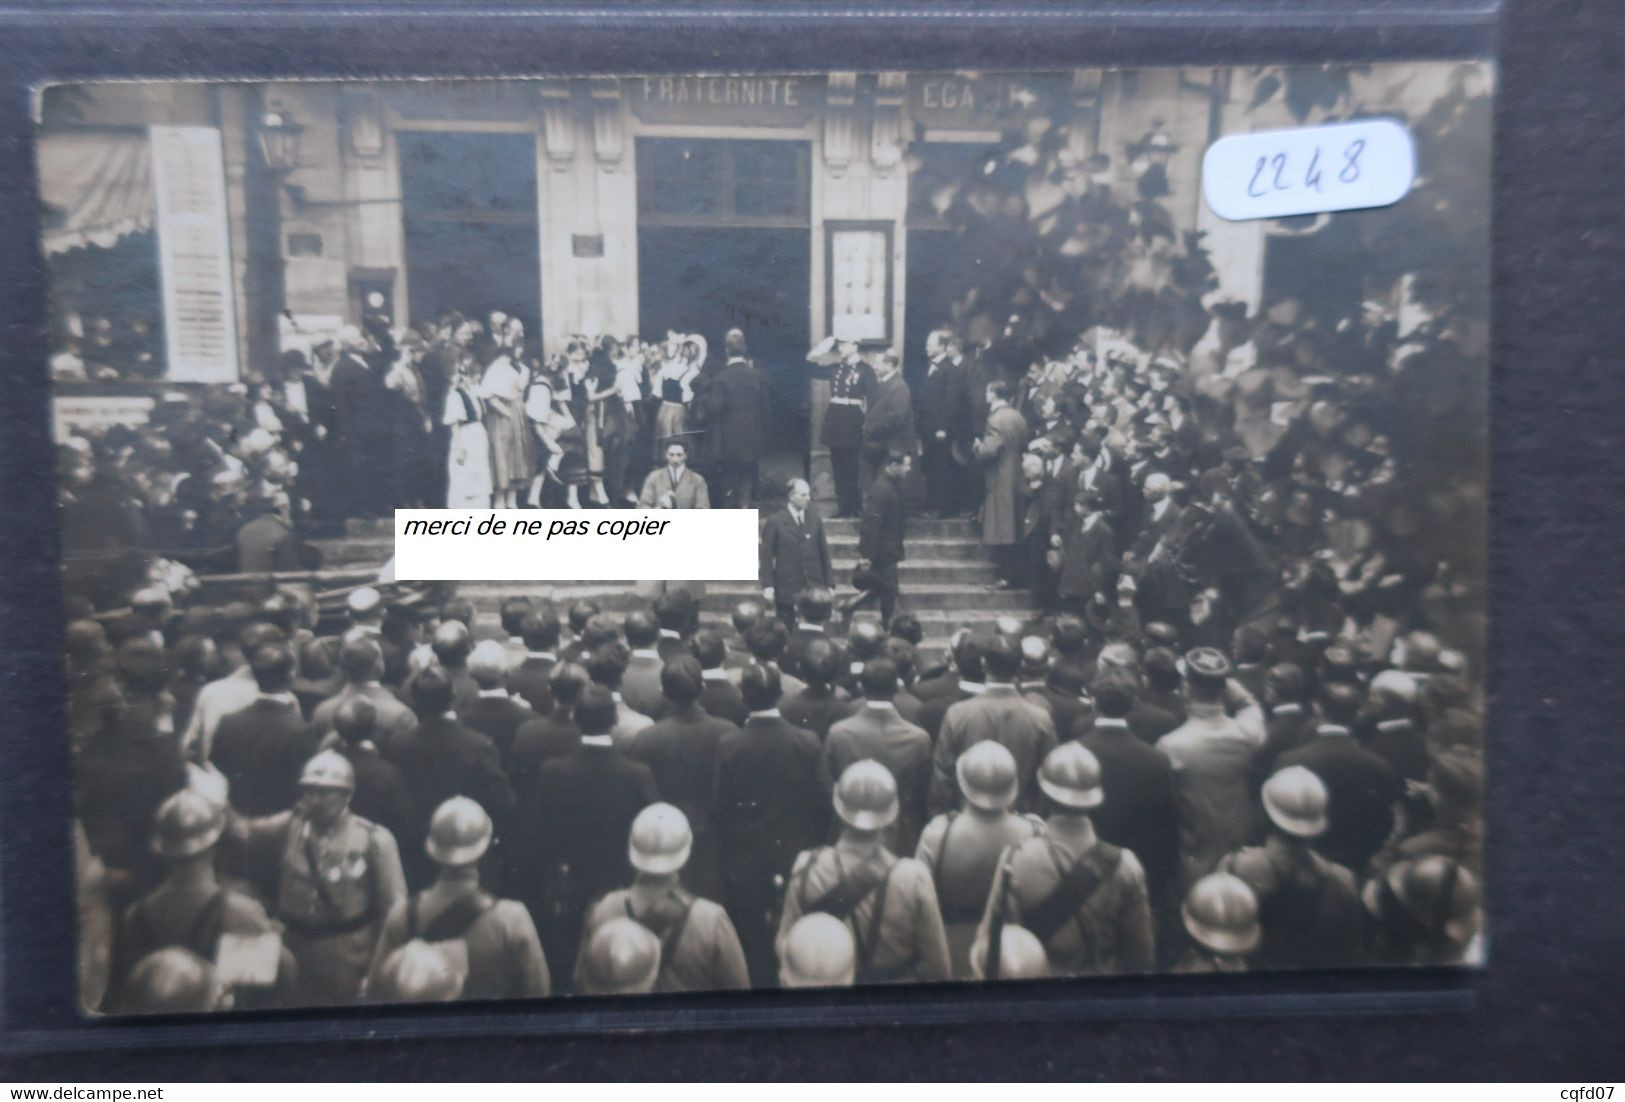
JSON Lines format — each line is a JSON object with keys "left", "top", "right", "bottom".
{"left": 475, "top": 335, "right": 530, "bottom": 508}
{"left": 617, "top": 337, "right": 656, "bottom": 504}
{"left": 651, "top": 333, "right": 703, "bottom": 464}
{"left": 560, "top": 341, "right": 598, "bottom": 508}
{"left": 443, "top": 358, "right": 494, "bottom": 509}
{"left": 523, "top": 354, "right": 577, "bottom": 508}
{"left": 582, "top": 337, "right": 626, "bottom": 507}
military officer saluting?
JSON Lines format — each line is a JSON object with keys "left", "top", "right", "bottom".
{"left": 776, "top": 761, "right": 950, "bottom": 986}
{"left": 577, "top": 803, "right": 750, "bottom": 993}
{"left": 973, "top": 744, "right": 1155, "bottom": 978}
{"left": 233, "top": 749, "right": 406, "bottom": 1005}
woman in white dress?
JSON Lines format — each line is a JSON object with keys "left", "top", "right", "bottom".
{"left": 651, "top": 333, "right": 702, "bottom": 463}
{"left": 444, "top": 361, "right": 493, "bottom": 509}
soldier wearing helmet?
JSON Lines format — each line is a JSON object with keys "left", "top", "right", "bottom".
{"left": 973, "top": 743, "right": 1155, "bottom": 978}
{"left": 969, "top": 925, "right": 1049, "bottom": 982}
{"left": 231, "top": 748, "right": 405, "bottom": 1004}
{"left": 776, "top": 761, "right": 950, "bottom": 985}
{"left": 121, "top": 948, "right": 229, "bottom": 1015}
{"left": 1217, "top": 766, "right": 1365, "bottom": 971}
{"left": 369, "top": 939, "right": 467, "bottom": 1003}
{"left": 110, "top": 789, "right": 297, "bottom": 1012}
{"left": 576, "top": 803, "right": 748, "bottom": 993}
{"left": 915, "top": 741, "right": 1044, "bottom": 978}
{"left": 576, "top": 917, "right": 662, "bottom": 996}
{"left": 366, "top": 797, "right": 549, "bottom": 1002}
{"left": 1362, "top": 855, "right": 1482, "bottom": 967}
{"left": 778, "top": 913, "right": 857, "bottom": 988}
{"left": 1172, "top": 872, "right": 1261, "bottom": 974}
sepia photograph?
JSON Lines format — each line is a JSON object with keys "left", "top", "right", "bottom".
{"left": 41, "top": 61, "right": 1490, "bottom": 1015}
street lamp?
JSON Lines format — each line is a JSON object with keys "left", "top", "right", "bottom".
{"left": 256, "top": 110, "right": 304, "bottom": 174}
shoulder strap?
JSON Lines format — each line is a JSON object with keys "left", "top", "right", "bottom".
{"left": 929, "top": 812, "right": 960, "bottom": 879}
{"left": 186, "top": 889, "right": 231, "bottom": 958}
{"left": 1021, "top": 840, "right": 1122, "bottom": 945}
{"left": 801, "top": 848, "right": 896, "bottom": 922}
{"left": 421, "top": 891, "right": 499, "bottom": 943}
{"left": 852, "top": 864, "right": 897, "bottom": 980}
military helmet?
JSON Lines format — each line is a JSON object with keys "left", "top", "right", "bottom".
{"left": 372, "top": 940, "right": 466, "bottom": 1003}
{"left": 125, "top": 948, "right": 223, "bottom": 1014}
{"left": 628, "top": 802, "right": 693, "bottom": 875}
{"left": 1181, "top": 872, "right": 1262, "bottom": 955}
{"left": 1386, "top": 856, "right": 1481, "bottom": 943}
{"left": 152, "top": 789, "right": 227, "bottom": 859}
{"left": 957, "top": 740, "right": 1020, "bottom": 812}
{"left": 1038, "top": 743, "right": 1104, "bottom": 810}
{"left": 578, "top": 918, "right": 662, "bottom": 995}
{"left": 1261, "top": 765, "right": 1329, "bottom": 837}
{"left": 300, "top": 749, "right": 356, "bottom": 792}
{"left": 425, "top": 796, "right": 493, "bottom": 867}
{"left": 779, "top": 913, "right": 856, "bottom": 989}
{"left": 973, "top": 925, "right": 1050, "bottom": 981}
{"left": 833, "top": 760, "right": 899, "bottom": 831}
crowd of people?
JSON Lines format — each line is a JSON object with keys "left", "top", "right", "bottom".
{"left": 60, "top": 286, "right": 1486, "bottom": 1013}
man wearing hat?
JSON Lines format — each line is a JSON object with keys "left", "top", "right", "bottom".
{"left": 1172, "top": 872, "right": 1261, "bottom": 974}
{"left": 1362, "top": 855, "right": 1482, "bottom": 967}
{"left": 915, "top": 741, "right": 1044, "bottom": 978}
{"left": 776, "top": 761, "right": 950, "bottom": 985}
{"left": 778, "top": 913, "right": 857, "bottom": 988}
{"left": 1156, "top": 647, "right": 1266, "bottom": 893}
{"left": 576, "top": 803, "right": 748, "bottom": 993}
{"left": 231, "top": 749, "right": 406, "bottom": 1004}
{"left": 972, "top": 743, "right": 1155, "bottom": 977}
{"left": 366, "top": 797, "right": 549, "bottom": 1002}
{"left": 1218, "top": 766, "right": 1364, "bottom": 972}
{"left": 637, "top": 437, "right": 710, "bottom": 510}
{"left": 111, "top": 789, "right": 298, "bottom": 1012}
{"left": 819, "top": 340, "right": 872, "bottom": 519}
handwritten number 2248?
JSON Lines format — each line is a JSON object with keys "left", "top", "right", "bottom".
{"left": 1247, "top": 139, "right": 1365, "bottom": 199}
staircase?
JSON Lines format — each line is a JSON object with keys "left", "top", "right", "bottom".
{"left": 309, "top": 513, "right": 1034, "bottom": 652}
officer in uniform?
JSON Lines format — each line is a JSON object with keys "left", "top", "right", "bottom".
{"left": 776, "top": 761, "right": 950, "bottom": 986}
{"left": 577, "top": 803, "right": 749, "bottom": 993}
{"left": 1217, "top": 766, "right": 1365, "bottom": 972}
{"left": 367, "top": 797, "right": 550, "bottom": 1002}
{"left": 821, "top": 341, "right": 871, "bottom": 518}
{"left": 915, "top": 741, "right": 1044, "bottom": 978}
{"left": 233, "top": 750, "right": 406, "bottom": 1005}
{"left": 1171, "top": 871, "right": 1262, "bottom": 974}
{"left": 778, "top": 913, "right": 856, "bottom": 988}
{"left": 576, "top": 917, "right": 662, "bottom": 996}
{"left": 112, "top": 788, "right": 298, "bottom": 1011}
{"left": 973, "top": 744, "right": 1156, "bottom": 978}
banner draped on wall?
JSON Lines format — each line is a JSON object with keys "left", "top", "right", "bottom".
{"left": 149, "top": 125, "right": 240, "bottom": 384}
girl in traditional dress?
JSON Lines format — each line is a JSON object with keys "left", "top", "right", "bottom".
{"left": 651, "top": 333, "right": 702, "bottom": 464}
{"left": 583, "top": 338, "right": 624, "bottom": 506}
{"left": 443, "top": 358, "right": 493, "bottom": 509}
{"left": 477, "top": 337, "right": 529, "bottom": 508}
{"left": 523, "top": 354, "right": 575, "bottom": 508}
{"left": 561, "top": 343, "right": 595, "bottom": 509}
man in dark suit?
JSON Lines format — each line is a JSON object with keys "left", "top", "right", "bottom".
{"left": 509, "top": 662, "right": 590, "bottom": 806}
{"left": 619, "top": 609, "right": 667, "bottom": 721}
{"left": 506, "top": 607, "right": 562, "bottom": 716}
{"left": 456, "top": 640, "right": 536, "bottom": 773}
{"left": 859, "top": 350, "right": 918, "bottom": 493}
{"left": 211, "top": 643, "right": 320, "bottom": 817}
{"left": 1277, "top": 683, "right": 1401, "bottom": 874}
{"left": 1057, "top": 491, "right": 1118, "bottom": 615}
{"left": 782, "top": 587, "right": 839, "bottom": 682}
{"left": 690, "top": 629, "right": 748, "bottom": 726}
{"left": 780, "top": 636, "right": 859, "bottom": 742}
{"left": 389, "top": 666, "right": 517, "bottom": 885}
{"left": 913, "top": 631, "right": 985, "bottom": 742}
{"left": 1080, "top": 674, "right": 1178, "bottom": 908}
{"left": 855, "top": 449, "right": 910, "bottom": 624}
{"left": 759, "top": 479, "right": 833, "bottom": 626}
{"left": 711, "top": 664, "right": 830, "bottom": 986}
{"left": 822, "top": 658, "right": 932, "bottom": 854}
{"left": 915, "top": 328, "right": 969, "bottom": 518}
{"left": 1018, "top": 637, "right": 1094, "bottom": 743}
{"left": 653, "top": 590, "right": 697, "bottom": 663}
{"left": 527, "top": 686, "right": 659, "bottom": 988}
{"left": 705, "top": 329, "right": 771, "bottom": 509}
{"left": 627, "top": 657, "right": 736, "bottom": 899}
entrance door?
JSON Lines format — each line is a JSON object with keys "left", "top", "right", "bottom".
{"left": 636, "top": 138, "right": 811, "bottom": 453}
{"left": 399, "top": 131, "right": 540, "bottom": 340}
{"left": 904, "top": 141, "right": 996, "bottom": 387}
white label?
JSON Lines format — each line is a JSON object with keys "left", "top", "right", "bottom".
{"left": 1202, "top": 118, "right": 1415, "bottom": 222}
{"left": 150, "top": 125, "right": 241, "bottom": 383}
{"left": 392, "top": 509, "right": 761, "bottom": 582}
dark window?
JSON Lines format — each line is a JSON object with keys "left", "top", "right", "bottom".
{"left": 637, "top": 138, "right": 809, "bottom": 227}
{"left": 397, "top": 131, "right": 537, "bottom": 222}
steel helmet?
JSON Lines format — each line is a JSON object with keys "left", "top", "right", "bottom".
{"left": 1038, "top": 743, "right": 1104, "bottom": 810}
{"left": 956, "top": 740, "right": 1020, "bottom": 812}
{"left": 833, "top": 760, "right": 899, "bottom": 831}
{"left": 1261, "top": 766, "right": 1329, "bottom": 837}
{"left": 299, "top": 749, "right": 356, "bottom": 792}
{"left": 425, "top": 796, "right": 493, "bottom": 867}
{"left": 1181, "top": 872, "right": 1262, "bottom": 955}
{"left": 372, "top": 940, "right": 466, "bottom": 1003}
{"left": 628, "top": 802, "right": 693, "bottom": 875}
{"left": 973, "top": 925, "right": 1050, "bottom": 981}
{"left": 152, "top": 789, "right": 227, "bottom": 859}
{"left": 578, "top": 917, "right": 662, "bottom": 995}
{"left": 779, "top": 913, "right": 856, "bottom": 989}
{"left": 125, "top": 948, "right": 223, "bottom": 1015}
{"left": 1386, "top": 856, "right": 1481, "bottom": 943}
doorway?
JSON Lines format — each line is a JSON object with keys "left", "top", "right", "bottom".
{"left": 636, "top": 138, "right": 812, "bottom": 455}
{"left": 398, "top": 130, "right": 541, "bottom": 340}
